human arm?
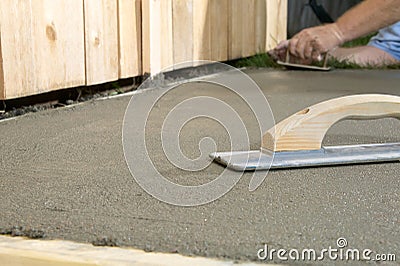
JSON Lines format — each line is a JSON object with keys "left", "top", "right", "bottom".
{"left": 289, "top": 0, "right": 400, "bottom": 60}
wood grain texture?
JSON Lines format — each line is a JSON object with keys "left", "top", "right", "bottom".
{"left": 262, "top": 94, "right": 400, "bottom": 152}
{"left": 141, "top": 0, "right": 151, "bottom": 73}
{"left": 193, "top": 0, "right": 228, "bottom": 64}
{"left": 228, "top": 0, "right": 243, "bottom": 60}
{"left": 142, "top": 0, "right": 173, "bottom": 74}
{"left": 32, "top": 0, "right": 85, "bottom": 92}
{"left": 241, "top": 0, "right": 256, "bottom": 58}
{"left": 0, "top": 0, "right": 35, "bottom": 99}
{"left": 160, "top": 0, "right": 174, "bottom": 71}
{"left": 0, "top": 0, "right": 288, "bottom": 98}
{"left": 228, "top": 0, "right": 258, "bottom": 59}
{"left": 0, "top": 235, "right": 237, "bottom": 266}
{"left": 0, "top": 0, "right": 85, "bottom": 99}
{"left": 84, "top": 0, "right": 119, "bottom": 85}
{"left": 266, "top": 0, "right": 287, "bottom": 50}
{"left": 255, "top": 0, "right": 267, "bottom": 53}
{"left": 118, "top": 0, "right": 141, "bottom": 78}
{"left": 209, "top": 0, "right": 228, "bottom": 61}
{"left": 172, "top": 0, "right": 193, "bottom": 68}
{"left": 193, "top": 0, "right": 211, "bottom": 62}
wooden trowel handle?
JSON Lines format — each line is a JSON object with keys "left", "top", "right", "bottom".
{"left": 262, "top": 94, "right": 400, "bottom": 152}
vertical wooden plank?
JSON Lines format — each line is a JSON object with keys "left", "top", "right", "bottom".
{"left": 31, "top": 0, "right": 85, "bottom": 93}
{"left": 84, "top": 0, "right": 119, "bottom": 85}
{"left": 0, "top": 37, "right": 4, "bottom": 99}
{"left": 277, "top": 0, "right": 288, "bottom": 45}
{"left": 141, "top": 0, "right": 151, "bottom": 74}
{"left": 160, "top": 0, "right": 174, "bottom": 71}
{"left": 193, "top": 0, "right": 229, "bottom": 64}
{"left": 141, "top": 0, "right": 173, "bottom": 74}
{"left": 255, "top": 0, "right": 267, "bottom": 53}
{"left": 228, "top": 0, "right": 243, "bottom": 60}
{"left": 266, "top": 0, "right": 288, "bottom": 50}
{"left": 209, "top": 0, "right": 228, "bottom": 61}
{"left": 241, "top": 0, "right": 256, "bottom": 57}
{"left": 1, "top": 0, "right": 85, "bottom": 99}
{"left": 118, "top": 0, "right": 142, "bottom": 79}
{"left": 172, "top": 0, "right": 193, "bottom": 68}
{"left": 0, "top": 0, "right": 287, "bottom": 99}
{"left": 193, "top": 0, "right": 211, "bottom": 62}
{"left": 0, "top": 0, "right": 35, "bottom": 99}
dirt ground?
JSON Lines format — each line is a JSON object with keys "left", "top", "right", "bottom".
{"left": 0, "top": 69, "right": 399, "bottom": 264}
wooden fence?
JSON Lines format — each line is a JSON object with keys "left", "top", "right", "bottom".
{"left": 0, "top": 0, "right": 287, "bottom": 100}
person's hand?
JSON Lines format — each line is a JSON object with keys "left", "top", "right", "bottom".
{"left": 267, "top": 40, "right": 313, "bottom": 65}
{"left": 267, "top": 40, "right": 289, "bottom": 62}
{"left": 289, "top": 23, "right": 345, "bottom": 60}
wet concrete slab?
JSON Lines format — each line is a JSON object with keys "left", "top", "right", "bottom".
{"left": 0, "top": 69, "right": 399, "bottom": 264}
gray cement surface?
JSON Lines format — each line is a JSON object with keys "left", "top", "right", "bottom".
{"left": 0, "top": 69, "right": 399, "bottom": 264}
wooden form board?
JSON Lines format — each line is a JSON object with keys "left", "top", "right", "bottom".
{"left": 228, "top": 0, "right": 258, "bottom": 59}
{"left": 142, "top": 0, "right": 174, "bottom": 74}
{"left": 32, "top": 0, "right": 86, "bottom": 92}
{"left": 229, "top": 0, "right": 287, "bottom": 60}
{"left": 118, "top": 0, "right": 142, "bottom": 79}
{"left": 266, "top": 0, "right": 288, "bottom": 50}
{"left": 142, "top": 0, "right": 288, "bottom": 72}
{"left": 84, "top": 0, "right": 119, "bottom": 85}
{"left": 255, "top": 0, "right": 267, "bottom": 53}
{"left": 241, "top": 0, "right": 256, "bottom": 58}
{"left": 192, "top": 0, "right": 229, "bottom": 64}
{"left": 0, "top": 0, "right": 85, "bottom": 99}
{"left": 173, "top": 0, "right": 230, "bottom": 68}
{"left": 173, "top": 0, "right": 194, "bottom": 68}
{"left": 0, "top": 0, "right": 35, "bottom": 99}
{"left": 143, "top": 0, "right": 232, "bottom": 73}
{"left": 228, "top": 0, "right": 243, "bottom": 60}
{"left": 193, "top": 0, "right": 211, "bottom": 62}
{"left": 209, "top": 0, "right": 229, "bottom": 62}
{"left": 0, "top": 0, "right": 287, "bottom": 99}
{"left": 0, "top": 236, "right": 238, "bottom": 266}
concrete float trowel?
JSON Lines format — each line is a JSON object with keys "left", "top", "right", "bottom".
{"left": 210, "top": 94, "right": 400, "bottom": 170}
{"left": 277, "top": 50, "right": 331, "bottom": 71}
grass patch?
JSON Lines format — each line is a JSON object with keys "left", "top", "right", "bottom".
{"left": 341, "top": 33, "right": 375, "bottom": 47}
{"left": 232, "top": 53, "right": 280, "bottom": 68}
{"left": 231, "top": 33, "right": 400, "bottom": 69}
